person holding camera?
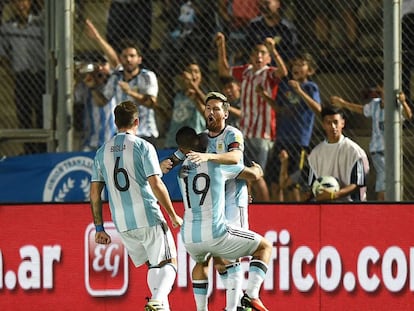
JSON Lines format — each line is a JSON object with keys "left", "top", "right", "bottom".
{"left": 74, "top": 53, "right": 117, "bottom": 151}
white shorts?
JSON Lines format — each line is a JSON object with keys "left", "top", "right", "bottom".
{"left": 119, "top": 222, "right": 177, "bottom": 267}
{"left": 184, "top": 225, "right": 262, "bottom": 263}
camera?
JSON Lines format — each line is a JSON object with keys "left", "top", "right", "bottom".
{"left": 78, "top": 63, "right": 98, "bottom": 74}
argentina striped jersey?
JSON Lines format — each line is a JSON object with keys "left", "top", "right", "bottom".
{"left": 91, "top": 132, "right": 165, "bottom": 232}
{"left": 207, "top": 125, "right": 248, "bottom": 209}
{"left": 178, "top": 159, "right": 244, "bottom": 244}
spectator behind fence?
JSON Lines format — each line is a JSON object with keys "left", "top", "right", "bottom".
{"left": 216, "top": 31, "right": 288, "bottom": 201}
{"left": 158, "top": 0, "right": 217, "bottom": 103}
{"left": 296, "top": 0, "right": 358, "bottom": 55}
{"left": 217, "top": 0, "right": 259, "bottom": 65}
{"left": 330, "top": 85, "right": 412, "bottom": 201}
{"left": 74, "top": 52, "right": 116, "bottom": 152}
{"left": 95, "top": 39, "right": 160, "bottom": 146}
{"left": 221, "top": 76, "right": 242, "bottom": 129}
{"left": 164, "top": 58, "right": 207, "bottom": 148}
{"left": 265, "top": 52, "right": 321, "bottom": 202}
{"left": 306, "top": 106, "right": 370, "bottom": 202}
{"left": 72, "top": 19, "right": 121, "bottom": 151}
{"left": 244, "top": 0, "right": 299, "bottom": 64}
{"left": 0, "top": 0, "right": 45, "bottom": 154}
{"left": 105, "top": 0, "right": 152, "bottom": 57}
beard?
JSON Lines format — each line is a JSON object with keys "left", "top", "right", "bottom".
{"left": 206, "top": 118, "right": 223, "bottom": 133}
{"left": 124, "top": 64, "right": 138, "bottom": 74}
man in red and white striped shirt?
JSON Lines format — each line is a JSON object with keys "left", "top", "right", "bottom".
{"left": 216, "top": 32, "right": 288, "bottom": 201}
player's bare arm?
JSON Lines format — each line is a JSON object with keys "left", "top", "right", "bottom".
{"left": 148, "top": 175, "right": 183, "bottom": 228}
{"left": 90, "top": 181, "right": 111, "bottom": 244}
{"left": 187, "top": 149, "right": 242, "bottom": 165}
{"left": 238, "top": 162, "right": 264, "bottom": 182}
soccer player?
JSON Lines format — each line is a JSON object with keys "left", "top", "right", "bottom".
{"left": 162, "top": 91, "right": 254, "bottom": 310}
{"left": 187, "top": 92, "right": 250, "bottom": 310}
{"left": 89, "top": 100, "right": 183, "bottom": 311}
{"left": 176, "top": 126, "right": 272, "bottom": 311}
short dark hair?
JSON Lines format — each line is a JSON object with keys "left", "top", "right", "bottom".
{"left": 197, "top": 132, "right": 208, "bottom": 152}
{"left": 291, "top": 52, "right": 317, "bottom": 73}
{"left": 321, "top": 105, "right": 344, "bottom": 119}
{"left": 176, "top": 126, "right": 198, "bottom": 149}
{"left": 119, "top": 38, "right": 142, "bottom": 56}
{"left": 114, "top": 101, "right": 138, "bottom": 128}
{"left": 175, "top": 126, "right": 208, "bottom": 152}
{"left": 220, "top": 76, "right": 239, "bottom": 86}
{"left": 182, "top": 56, "right": 201, "bottom": 71}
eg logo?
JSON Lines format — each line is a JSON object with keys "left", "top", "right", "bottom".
{"left": 84, "top": 222, "right": 128, "bottom": 296}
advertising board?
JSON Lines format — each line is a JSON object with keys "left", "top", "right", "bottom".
{"left": 0, "top": 202, "right": 413, "bottom": 310}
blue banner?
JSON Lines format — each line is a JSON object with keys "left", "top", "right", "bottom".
{"left": 0, "top": 150, "right": 182, "bottom": 203}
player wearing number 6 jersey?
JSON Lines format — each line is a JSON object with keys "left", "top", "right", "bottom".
{"left": 90, "top": 100, "right": 182, "bottom": 311}
{"left": 176, "top": 127, "right": 272, "bottom": 311}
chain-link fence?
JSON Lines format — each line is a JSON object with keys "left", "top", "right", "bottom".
{"left": 0, "top": 0, "right": 413, "bottom": 201}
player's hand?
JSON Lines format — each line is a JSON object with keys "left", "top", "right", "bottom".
{"left": 160, "top": 158, "right": 173, "bottom": 174}
{"left": 95, "top": 231, "right": 111, "bottom": 244}
{"left": 170, "top": 215, "right": 183, "bottom": 228}
{"left": 187, "top": 151, "right": 210, "bottom": 164}
{"left": 251, "top": 161, "right": 264, "bottom": 178}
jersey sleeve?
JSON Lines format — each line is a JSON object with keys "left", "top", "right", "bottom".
{"left": 142, "top": 142, "right": 163, "bottom": 177}
{"left": 363, "top": 99, "right": 378, "bottom": 118}
{"left": 173, "top": 149, "right": 186, "bottom": 161}
{"left": 221, "top": 162, "right": 244, "bottom": 180}
{"left": 102, "top": 73, "right": 118, "bottom": 101}
{"left": 225, "top": 127, "right": 244, "bottom": 152}
{"left": 140, "top": 70, "right": 159, "bottom": 97}
{"left": 91, "top": 156, "right": 105, "bottom": 182}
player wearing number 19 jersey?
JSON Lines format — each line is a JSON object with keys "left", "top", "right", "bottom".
{"left": 90, "top": 100, "right": 182, "bottom": 311}
{"left": 176, "top": 127, "right": 272, "bottom": 311}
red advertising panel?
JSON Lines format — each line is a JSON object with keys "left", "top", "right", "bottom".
{"left": 0, "top": 202, "right": 413, "bottom": 310}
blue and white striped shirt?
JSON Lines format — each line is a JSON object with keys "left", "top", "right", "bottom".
{"left": 363, "top": 98, "right": 384, "bottom": 153}
{"left": 75, "top": 83, "right": 116, "bottom": 151}
{"left": 91, "top": 132, "right": 165, "bottom": 232}
{"left": 178, "top": 159, "right": 244, "bottom": 244}
{"left": 103, "top": 68, "right": 159, "bottom": 138}
{"left": 207, "top": 125, "right": 248, "bottom": 210}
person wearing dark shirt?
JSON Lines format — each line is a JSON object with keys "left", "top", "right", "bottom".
{"left": 244, "top": 0, "right": 299, "bottom": 63}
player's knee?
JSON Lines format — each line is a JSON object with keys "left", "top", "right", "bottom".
{"left": 252, "top": 238, "right": 272, "bottom": 262}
